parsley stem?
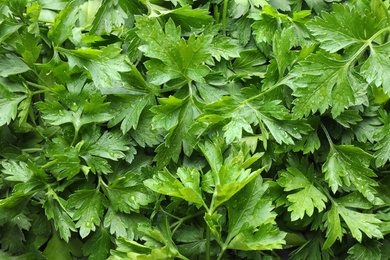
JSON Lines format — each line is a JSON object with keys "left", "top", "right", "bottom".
{"left": 347, "top": 27, "right": 390, "bottom": 67}
{"left": 206, "top": 225, "right": 211, "bottom": 260}
{"left": 319, "top": 122, "right": 333, "bottom": 146}
{"left": 71, "top": 128, "right": 79, "bottom": 147}
{"left": 240, "top": 76, "right": 290, "bottom": 105}
{"left": 32, "top": 90, "right": 50, "bottom": 95}
{"left": 33, "top": 69, "right": 52, "bottom": 90}
{"left": 214, "top": 5, "right": 220, "bottom": 24}
{"left": 216, "top": 246, "right": 227, "bottom": 260}
{"left": 222, "top": 0, "right": 228, "bottom": 35}
{"left": 26, "top": 81, "right": 50, "bottom": 91}
{"left": 21, "top": 148, "right": 43, "bottom": 153}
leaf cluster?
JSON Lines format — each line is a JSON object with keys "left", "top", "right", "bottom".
{"left": 1, "top": 0, "right": 390, "bottom": 259}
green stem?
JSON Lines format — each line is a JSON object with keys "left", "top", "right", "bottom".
{"left": 26, "top": 81, "right": 50, "bottom": 91}
{"left": 21, "top": 148, "right": 43, "bottom": 153}
{"left": 240, "top": 77, "right": 290, "bottom": 105}
{"left": 23, "top": 13, "right": 54, "bottom": 23}
{"left": 216, "top": 246, "right": 227, "bottom": 260}
{"left": 33, "top": 70, "right": 52, "bottom": 90}
{"left": 346, "top": 27, "right": 390, "bottom": 67}
{"left": 169, "top": 209, "right": 206, "bottom": 228}
{"left": 206, "top": 225, "right": 211, "bottom": 260}
{"left": 319, "top": 122, "right": 333, "bottom": 147}
{"left": 214, "top": 5, "right": 220, "bottom": 24}
{"left": 97, "top": 174, "right": 104, "bottom": 189}
{"left": 152, "top": 81, "right": 187, "bottom": 93}
{"left": 32, "top": 89, "right": 50, "bottom": 95}
{"left": 162, "top": 209, "right": 181, "bottom": 221}
{"left": 222, "top": 0, "right": 229, "bottom": 35}
{"left": 71, "top": 127, "right": 79, "bottom": 147}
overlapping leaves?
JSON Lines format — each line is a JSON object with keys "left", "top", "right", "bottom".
{"left": 1, "top": 0, "right": 390, "bottom": 259}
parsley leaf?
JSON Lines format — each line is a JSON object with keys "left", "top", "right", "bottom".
{"left": 278, "top": 167, "right": 327, "bottom": 221}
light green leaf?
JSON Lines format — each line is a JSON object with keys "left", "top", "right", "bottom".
{"left": 226, "top": 176, "right": 285, "bottom": 250}
{"left": 200, "top": 96, "right": 312, "bottom": 145}
{"left": 2, "top": 161, "right": 33, "bottom": 182}
{"left": 209, "top": 148, "right": 265, "bottom": 210}
{"left": 278, "top": 167, "right": 327, "bottom": 221}
{"left": 323, "top": 197, "right": 382, "bottom": 249}
{"left": 136, "top": 16, "right": 214, "bottom": 84}
{"left": 104, "top": 171, "right": 156, "bottom": 213}
{"left": 323, "top": 144, "right": 379, "bottom": 202}
{"left": 48, "top": 0, "right": 82, "bottom": 46}
{"left": 290, "top": 52, "right": 366, "bottom": 118}
{"left": 144, "top": 167, "right": 204, "bottom": 206}
{"left": 67, "top": 189, "right": 108, "bottom": 238}
{"left": 90, "top": 0, "right": 129, "bottom": 35}
{"left": 307, "top": 4, "right": 382, "bottom": 52}
{"left": 36, "top": 78, "right": 113, "bottom": 132}
{"left": 152, "top": 95, "right": 202, "bottom": 168}
{"left": 58, "top": 45, "right": 131, "bottom": 90}
{"left": 361, "top": 42, "right": 390, "bottom": 94}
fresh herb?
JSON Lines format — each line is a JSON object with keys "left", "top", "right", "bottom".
{"left": 1, "top": 0, "right": 390, "bottom": 259}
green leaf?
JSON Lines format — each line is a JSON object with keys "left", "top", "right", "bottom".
{"left": 323, "top": 144, "right": 379, "bottom": 202}
{"left": 43, "top": 192, "right": 76, "bottom": 242}
{"left": 48, "top": 0, "right": 82, "bottom": 46}
{"left": 231, "top": 49, "right": 267, "bottom": 78}
{"left": 0, "top": 54, "right": 30, "bottom": 77}
{"left": 136, "top": 16, "right": 214, "bottom": 84}
{"left": 304, "top": 0, "right": 330, "bottom": 13}
{"left": 361, "top": 43, "right": 390, "bottom": 94}
{"left": 144, "top": 167, "right": 204, "bottom": 206}
{"left": 252, "top": 8, "right": 278, "bottom": 44}
{"left": 43, "top": 146, "right": 81, "bottom": 180}
{"left": 36, "top": 77, "right": 113, "bottom": 132}
{"left": 0, "top": 19, "right": 22, "bottom": 43}
{"left": 58, "top": 45, "right": 131, "bottom": 91}
{"left": 107, "top": 94, "right": 155, "bottom": 134}
{"left": 290, "top": 52, "right": 367, "bottom": 118}
{"left": 2, "top": 161, "right": 34, "bottom": 182}
{"left": 152, "top": 95, "right": 202, "bottom": 168}
{"left": 307, "top": 4, "right": 382, "bottom": 52}
{"left": 67, "top": 189, "right": 108, "bottom": 238}
{"left": 43, "top": 232, "right": 83, "bottom": 260}
{"left": 2, "top": 160, "right": 47, "bottom": 192}
{"left": 346, "top": 240, "right": 382, "bottom": 260}
{"left": 0, "top": 193, "right": 33, "bottom": 226}
{"left": 290, "top": 231, "right": 333, "bottom": 260}
{"left": 200, "top": 96, "right": 312, "bottom": 145}
{"left": 104, "top": 208, "right": 149, "bottom": 239}
{"left": 150, "top": 5, "right": 214, "bottom": 34}
{"left": 90, "top": 0, "right": 131, "bottom": 35}
{"left": 104, "top": 171, "right": 156, "bottom": 213}
{"left": 109, "top": 222, "right": 185, "bottom": 260}
{"left": 79, "top": 126, "right": 134, "bottom": 174}
{"left": 0, "top": 222, "right": 26, "bottom": 255}
{"left": 323, "top": 196, "right": 383, "bottom": 249}
{"left": 129, "top": 109, "right": 164, "bottom": 147}
{"left": 277, "top": 167, "right": 327, "bottom": 221}
{"left": 83, "top": 227, "right": 112, "bottom": 260}
{"left": 226, "top": 176, "right": 285, "bottom": 250}
{"left": 200, "top": 141, "right": 265, "bottom": 210}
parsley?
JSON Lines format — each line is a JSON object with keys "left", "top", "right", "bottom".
{"left": 1, "top": 0, "right": 390, "bottom": 259}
